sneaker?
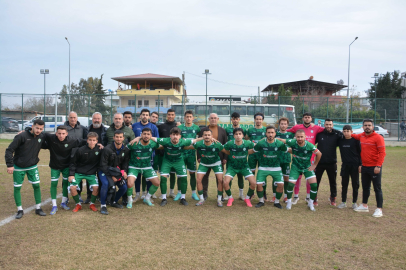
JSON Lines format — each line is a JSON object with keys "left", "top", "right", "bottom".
{"left": 292, "top": 197, "right": 299, "bottom": 205}
{"left": 133, "top": 194, "right": 141, "bottom": 202}
{"left": 196, "top": 199, "right": 205, "bottom": 206}
{"left": 337, "top": 202, "right": 347, "bottom": 209}
{"left": 283, "top": 197, "right": 288, "bottom": 203}
{"left": 60, "top": 202, "right": 70, "bottom": 210}
{"left": 141, "top": 191, "right": 147, "bottom": 199}
{"left": 15, "top": 210, "right": 24, "bottom": 219}
{"left": 111, "top": 202, "right": 123, "bottom": 209}
{"left": 127, "top": 201, "right": 133, "bottom": 209}
{"left": 89, "top": 204, "right": 98, "bottom": 212}
{"left": 78, "top": 195, "right": 84, "bottom": 203}
{"left": 270, "top": 196, "right": 276, "bottom": 203}
{"left": 372, "top": 208, "right": 383, "bottom": 218}
{"left": 169, "top": 192, "right": 176, "bottom": 198}
{"left": 142, "top": 198, "right": 154, "bottom": 206}
{"left": 217, "top": 201, "right": 223, "bottom": 207}
{"left": 354, "top": 204, "right": 369, "bottom": 212}
{"left": 274, "top": 203, "right": 283, "bottom": 209}
{"left": 191, "top": 193, "right": 200, "bottom": 201}
{"left": 180, "top": 198, "right": 188, "bottom": 206}
{"left": 50, "top": 206, "right": 58, "bottom": 215}
{"left": 152, "top": 194, "right": 157, "bottom": 199}
{"left": 72, "top": 204, "right": 82, "bottom": 212}
{"left": 352, "top": 203, "right": 358, "bottom": 209}
{"left": 330, "top": 197, "right": 337, "bottom": 206}
{"left": 84, "top": 198, "right": 91, "bottom": 204}
{"left": 239, "top": 195, "right": 245, "bottom": 201}
{"left": 35, "top": 208, "right": 46, "bottom": 216}
{"left": 100, "top": 206, "right": 108, "bottom": 215}
{"left": 308, "top": 203, "right": 316, "bottom": 212}
{"left": 223, "top": 195, "right": 229, "bottom": 201}
{"left": 255, "top": 202, "right": 265, "bottom": 208}
{"left": 286, "top": 201, "right": 292, "bottom": 210}
{"left": 244, "top": 198, "right": 253, "bottom": 207}
{"left": 227, "top": 197, "right": 234, "bottom": 207}
{"left": 159, "top": 194, "right": 164, "bottom": 199}
{"left": 160, "top": 199, "right": 168, "bottom": 207}
{"left": 174, "top": 193, "right": 182, "bottom": 201}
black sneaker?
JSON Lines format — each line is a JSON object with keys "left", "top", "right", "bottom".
{"left": 111, "top": 202, "right": 123, "bottom": 209}
{"left": 100, "top": 206, "right": 109, "bottom": 215}
{"left": 35, "top": 208, "right": 46, "bottom": 216}
{"left": 160, "top": 199, "right": 167, "bottom": 206}
{"left": 15, "top": 210, "right": 24, "bottom": 219}
{"left": 255, "top": 202, "right": 265, "bottom": 208}
{"left": 84, "top": 198, "right": 91, "bottom": 204}
{"left": 274, "top": 203, "right": 283, "bottom": 209}
{"left": 180, "top": 198, "right": 188, "bottom": 206}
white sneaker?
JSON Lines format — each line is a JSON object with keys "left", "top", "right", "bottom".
{"left": 372, "top": 208, "right": 383, "bottom": 217}
{"left": 286, "top": 201, "right": 292, "bottom": 210}
{"left": 354, "top": 204, "right": 369, "bottom": 212}
{"left": 337, "top": 202, "right": 347, "bottom": 209}
{"left": 308, "top": 202, "right": 316, "bottom": 212}
{"left": 352, "top": 203, "right": 358, "bottom": 209}
{"left": 292, "top": 197, "right": 299, "bottom": 205}
{"left": 239, "top": 195, "right": 245, "bottom": 201}
{"left": 141, "top": 192, "right": 147, "bottom": 199}
{"left": 152, "top": 194, "right": 157, "bottom": 199}
{"left": 169, "top": 192, "right": 176, "bottom": 198}
{"left": 134, "top": 194, "right": 141, "bottom": 202}
{"left": 223, "top": 195, "right": 229, "bottom": 201}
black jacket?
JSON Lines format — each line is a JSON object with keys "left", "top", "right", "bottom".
{"left": 88, "top": 124, "right": 108, "bottom": 146}
{"left": 338, "top": 137, "right": 362, "bottom": 166}
{"left": 64, "top": 121, "right": 88, "bottom": 140}
{"left": 157, "top": 120, "right": 178, "bottom": 156}
{"left": 69, "top": 144, "right": 102, "bottom": 176}
{"left": 315, "top": 128, "right": 343, "bottom": 164}
{"left": 99, "top": 142, "right": 130, "bottom": 176}
{"left": 5, "top": 129, "right": 46, "bottom": 168}
{"left": 43, "top": 133, "right": 85, "bottom": 170}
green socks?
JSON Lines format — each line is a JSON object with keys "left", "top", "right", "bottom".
{"left": 310, "top": 183, "right": 318, "bottom": 200}
{"left": 247, "top": 188, "right": 255, "bottom": 197}
{"left": 272, "top": 180, "right": 277, "bottom": 194}
{"left": 160, "top": 176, "right": 168, "bottom": 194}
{"left": 287, "top": 182, "right": 295, "bottom": 199}
{"left": 170, "top": 174, "right": 176, "bottom": 189}
{"left": 237, "top": 173, "right": 244, "bottom": 189}
{"left": 91, "top": 194, "right": 97, "bottom": 204}
{"left": 148, "top": 184, "right": 158, "bottom": 196}
{"left": 257, "top": 190, "right": 264, "bottom": 199}
{"left": 126, "top": 187, "right": 133, "bottom": 197}
{"left": 284, "top": 181, "right": 289, "bottom": 196}
{"left": 142, "top": 177, "right": 147, "bottom": 192}
{"left": 190, "top": 173, "right": 196, "bottom": 190}
{"left": 32, "top": 183, "right": 41, "bottom": 204}
{"left": 276, "top": 192, "right": 282, "bottom": 200}
{"left": 180, "top": 177, "right": 188, "bottom": 194}
{"left": 73, "top": 194, "right": 80, "bottom": 204}
{"left": 51, "top": 180, "right": 58, "bottom": 200}
{"left": 198, "top": 190, "right": 204, "bottom": 195}
{"left": 225, "top": 189, "right": 232, "bottom": 196}
{"left": 14, "top": 186, "right": 22, "bottom": 207}
{"left": 62, "top": 179, "right": 69, "bottom": 198}
{"left": 217, "top": 190, "right": 223, "bottom": 196}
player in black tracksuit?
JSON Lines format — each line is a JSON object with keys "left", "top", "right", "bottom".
{"left": 42, "top": 126, "right": 85, "bottom": 213}
{"left": 68, "top": 132, "right": 102, "bottom": 212}
{"left": 315, "top": 120, "right": 343, "bottom": 205}
{"left": 5, "top": 120, "right": 47, "bottom": 219}
{"left": 337, "top": 125, "right": 361, "bottom": 208}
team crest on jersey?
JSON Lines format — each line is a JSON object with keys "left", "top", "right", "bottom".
{"left": 178, "top": 147, "right": 181, "bottom": 150}
{"left": 38, "top": 139, "right": 41, "bottom": 143}
{"left": 243, "top": 148, "right": 246, "bottom": 151}
{"left": 212, "top": 148, "right": 215, "bottom": 152}
{"left": 304, "top": 150, "right": 307, "bottom": 154}
{"left": 262, "top": 132, "right": 265, "bottom": 136}
{"left": 149, "top": 148, "right": 152, "bottom": 152}
{"left": 311, "top": 130, "right": 314, "bottom": 133}
{"left": 193, "top": 130, "right": 195, "bottom": 133}
{"left": 122, "top": 153, "right": 125, "bottom": 156}
{"left": 95, "top": 152, "right": 99, "bottom": 155}
{"left": 275, "top": 147, "right": 278, "bottom": 151}
{"left": 65, "top": 144, "right": 68, "bottom": 147}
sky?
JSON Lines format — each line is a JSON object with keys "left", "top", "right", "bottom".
{"left": 1, "top": 0, "right": 405, "bottom": 105}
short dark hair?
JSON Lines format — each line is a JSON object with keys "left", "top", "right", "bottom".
{"left": 87, "top": 132, "right": 99, "bottom": 139}
{"left": 296, "top": 129, "right": 305, "bottom": 135}
{"left": 233, "top": 127, "right": 244, "bottom": 135}
{"left": 278, "top": 117, "right": 289, "bottom": 125}
{"left": 231, "top": 112, "right": 240, "bottom": 119}
{"left": 184, "top": 110, "right": 194, "bottom": 116}
{"left": 140, "top": 109, "right": 150, "bottom": 116}
{"left": 343, "top": 125, "right": 352, "bottom": 131}
{"left": 151, "top": 111, "right": 159, "bottom": 117}
{"left": 142, "top": 127, "right": 152, "bottom": 134}
{"left": 123, "top": 111, "right": 133, "bottom": 117}
{"left": 170, "top": 127, "right": 181, "bottom": 135}
{"left": 201, "top": 128, "right": 212, "bottom": 135}
{"left": 266, "top": 125, "right": 276, "bottom": 132}
{"left": 114, "top": 130, "right": 124, "bottom": 136}
{"left": 303, "top": 112, "right": 312, "bottom": 117}
{"left": 363, "top": 119, "right": 374, "bottom": 124}
{"left": 33, "top": 119, "right": 45, "bottom": 126}
{"left": 167, "top": 109, "right": 175, "bottom": 114}
{"left": 254, "top": 112, "right": 264, "bottom": 120}
{"left": 325, "top": 118, "right": 333, "bottom": 123}
{"left": 57, "top": 125, "right": 68, "bottom": 131}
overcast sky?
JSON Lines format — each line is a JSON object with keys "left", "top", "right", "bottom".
{"left": 1, "top": 0, "right": 405, "bottom": 103}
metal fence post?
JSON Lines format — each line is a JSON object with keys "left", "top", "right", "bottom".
{"left": 158, "top": 94, "right": 160, "bottom": 122}
{"left": 110, "top": 93, "right": 113, "bottom": 124}
{"left": 278, "top": 95, "right": 280, "bottom": 119}
{"left": 0, "top": 94, "right": 2, "bottom": 133}
{"left": 398, "top": 99, "right": 401, "bottom": 141}
{"left": 229, "top": 95, "right": 232, "bottom": 126}
{"left": 181, "top": 95, "right": 184, "bottom": 124}
{"left": 205, "top": 92, "right": 207, "bottom": 126}
{"left": 21, "top": 94, "right": 24, "bottom": 125}
{"left": 88, "top": 94, "right": 90, "bottom": 125}
{"left": 350, "top": 98, "right": 353, "bottom": 123}
{"left": 374, "top": 98, "right": 377, "bottom": 124}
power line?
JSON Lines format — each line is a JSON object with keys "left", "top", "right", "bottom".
{"left": 184, "top": 71, "right": 257, "bottom": 88}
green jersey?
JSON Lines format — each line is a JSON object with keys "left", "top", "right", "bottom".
{"left": 127, "top": 140, "right": 159, "bottom": 168}
{"left": 224, "top": 140, "right": 254, "bottom": 168}
{"left": 193, "top": 141, "right": 223, "bottom": 165}
{"left": 254, "top": 139, "right": 287, "bottom": 168}
{"left": 285, "top": 139, "right": 318, "bottom": 170}
{"left": 276, "top": 131, "right": 294, "bottom": 164}
{"left": 179, "top": 124, "right": 201, "bottom": 158}
{"left": 225, "top": 126, "right": 247, "bottom": 141}
{"left": 247, "top": 126, "right": 266, "bottom": 143}
{"left": 156, "top": 138, "right": 193, "bottom": 162}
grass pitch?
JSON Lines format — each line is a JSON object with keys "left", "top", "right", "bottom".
{"left": 0, "top": 140, "right": 405, "bottom": 270}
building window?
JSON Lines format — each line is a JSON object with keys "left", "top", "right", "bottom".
{"left": 138, "top": 100, "right": 142, "bottom": 108}
{"left": 128, "top": 100, "right": 135, "bottom": 106}
{"left": 155, "top": 100, "right": 163, "bottom": 107}
{"left": 144, "top": 100, "right": 149, "bottom": 107}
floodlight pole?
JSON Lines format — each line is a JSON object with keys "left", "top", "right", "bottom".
{"left": 40, "top": 69, "right": 49, "bottom": 116}
{"left": 346, "top": 37, "right": 358, "bottom": 123}
{"left": 203, "top": 69, "right": 211, "bottom": 125}
{"left": 65, "top": 37, "right": 71, "bottom": 112}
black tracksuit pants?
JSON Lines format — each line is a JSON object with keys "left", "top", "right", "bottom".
{"left": 361, "top": 166, "right": 383, "bottom": 208}
{"left": 315, "top": 163, "right": 337, "bottom": 198}
{"left": 340, "top": 164, "right": 360, "bottom": 203}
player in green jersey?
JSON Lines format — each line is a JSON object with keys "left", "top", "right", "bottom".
{"left": 253, "top": 125, "right": 288, "bottom": 209}
{"left": 178, "top": 110, "right": 201, "bottom": 201}
{"left": 224, "top": 112, "right": 247, "bottom": 200}
{"left": 275, "top": 117, "right": 295, "bottom": 203}
{"left": 222, "top": 128, "right": 257, "bottom": 207}
{"left": 126, "top": 128, "right": 162, "bottom": 208}
{"left": 276, "top": 130, "right": 322, "bottom": 211}
{"left": 185, "top": 128, "right": 224, "bottom": 207}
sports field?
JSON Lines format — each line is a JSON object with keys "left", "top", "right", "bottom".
{"left": 0, "top": 139, "right": 405, "bottom": 269}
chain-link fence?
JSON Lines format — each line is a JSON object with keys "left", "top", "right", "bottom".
{"left": 1, "top": 93, "right": 405, "bottom": 141}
